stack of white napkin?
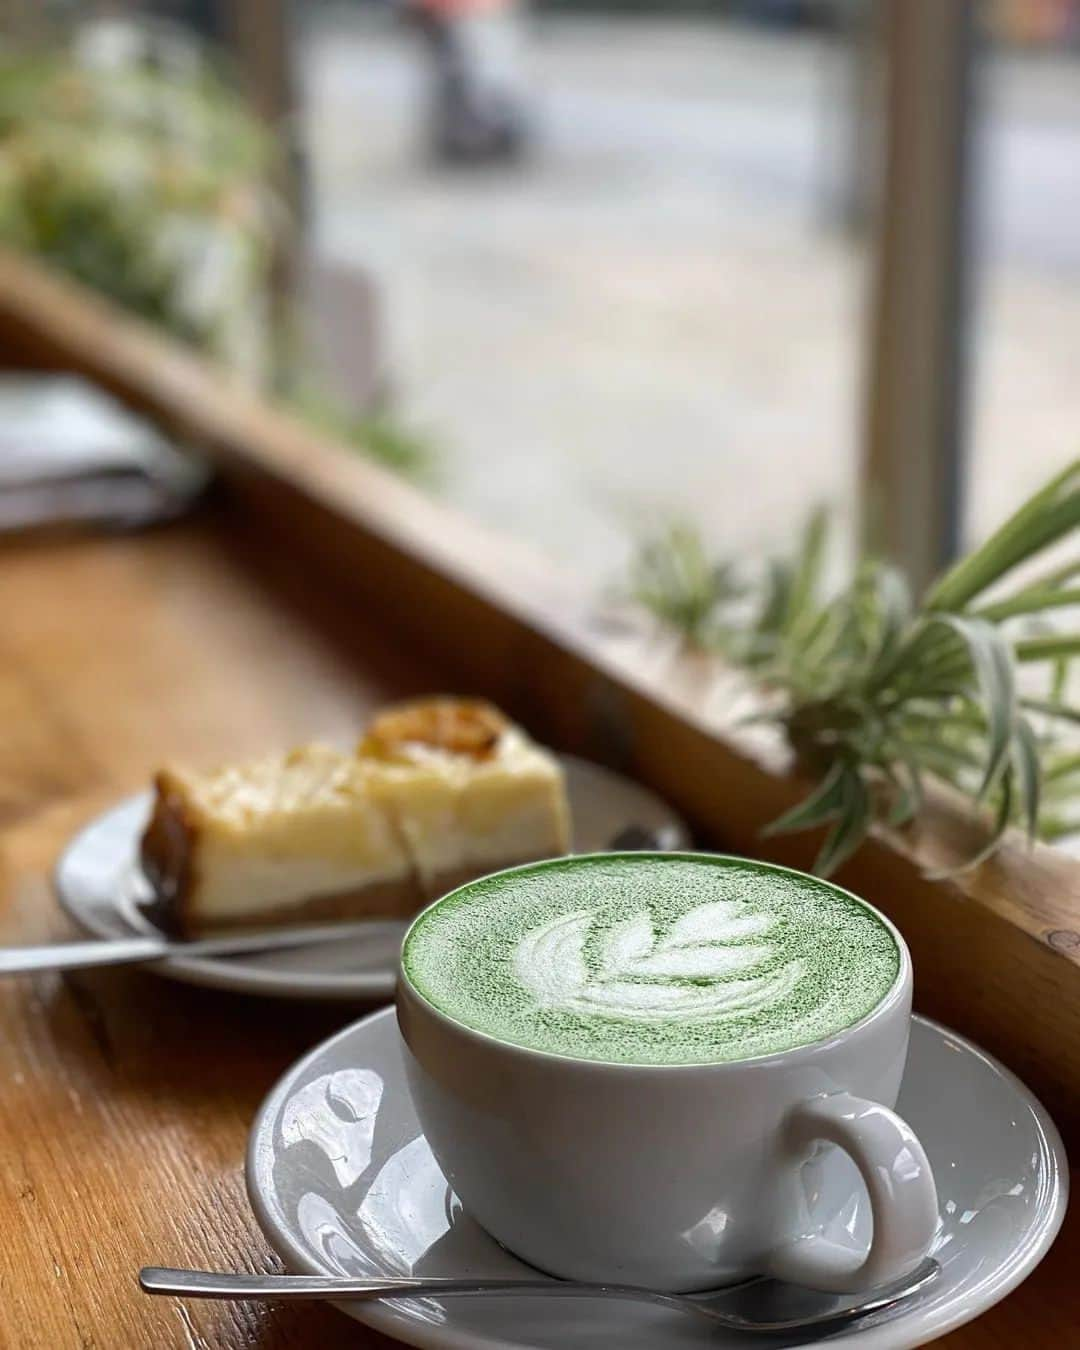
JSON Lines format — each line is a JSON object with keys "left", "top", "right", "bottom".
{"left": 0, "top": 376, "right": 208, "bottom": 534}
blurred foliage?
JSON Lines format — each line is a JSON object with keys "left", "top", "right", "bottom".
{"left": 0, "top": 21, "right": 433, "bottom": 480}
{"left": 628, "top": 522, "right": 745, "bottom": 648}
{"left": 0, "top": 30, "right": 276, "bottom": 363}
{"left": 628, "top": 463, "right": 1080, "bottom": 874}
{"left": 290, "top": 384, "right": 439, "bottom": 485}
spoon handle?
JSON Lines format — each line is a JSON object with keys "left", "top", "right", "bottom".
{"left": 0, "top": 936, "right": 170, "bottom": 973}
{"left": 0, "top": 921, "right": 407, "bottom": 974}
{"left": 139, "top": 1259, "right": 939, "bottom": 1331}
{"left": 140, "top": 1267, "right": 643, "bottom": 1303}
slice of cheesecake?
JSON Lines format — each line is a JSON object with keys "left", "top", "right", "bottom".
{"left": 140, "top": 699, "right": 571, "bottom": 933}
{"left": 141, "top": 743, "right": 420, "bottom": 935}
{"left": 360, "top": 699, "right": 571, "bottom": 900}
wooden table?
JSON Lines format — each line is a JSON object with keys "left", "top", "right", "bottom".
{"left": 0, "top": 514, "right": 1074, "bottom": 1349}
{"left": 0, "top": 517, "right": 413, "bottom": 1347}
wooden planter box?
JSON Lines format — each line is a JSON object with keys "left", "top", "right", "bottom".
{"left": 0, "top": 247, "right": 1075, "bottom": 1348}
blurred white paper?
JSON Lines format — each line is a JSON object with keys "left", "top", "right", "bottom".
{"left": 0, "top": 376, "right": 208, "bottom": 532}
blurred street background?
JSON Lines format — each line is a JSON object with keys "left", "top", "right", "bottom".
{"left": 302, "top": 3, "right": 1080, "bottom": 582}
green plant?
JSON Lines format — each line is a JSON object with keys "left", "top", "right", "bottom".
{"left": 288, "top": 384, "right": 437, "bottom": 484}
{"left": 0, "top": 22, "right": 436, "bottom": 481}
{"left": 627, "top": 522, "right": 744, "bottom": 648}
{"left": 0, "top": 37, "right": 277, "bottom": 366}
{"left": 627, "top": 462, "right": 1080, "bottom": 875}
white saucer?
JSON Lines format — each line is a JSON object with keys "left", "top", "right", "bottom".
{"left": 246, "top": 1007, "right": 1067, "bottom": 1350}
{"left": 53, "top": 756, "right": 689, "bottom": 1001}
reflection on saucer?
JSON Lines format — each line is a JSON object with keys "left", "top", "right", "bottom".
{"left": 297, "top": 1190, "right": 376, "bottom": 1275}
{"left": 357, "top": 1135, "right": 453, "bottom": 1272}
{"left": 281, "top": 1069, "right": 383, "bottom": 1188}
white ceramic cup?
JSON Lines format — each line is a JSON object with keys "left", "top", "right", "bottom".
{"left": 397, "top": 854, "right": 938, "bottom": 1293}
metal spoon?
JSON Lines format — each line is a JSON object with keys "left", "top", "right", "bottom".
{"left": 0, "top": 921, "right": 408, "bottom": 975}
{"left": 139, "top": 1256, "right": 940, "bottom": 1335}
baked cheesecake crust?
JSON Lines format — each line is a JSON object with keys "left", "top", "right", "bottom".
{"left": 151, "top": 876, "right": 423, "bottom": 936}
{"left": 140, "top": 770, "right": 199, "bottom": 935}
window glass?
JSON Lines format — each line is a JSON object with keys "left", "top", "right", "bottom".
{"left": 302, "top": 2, "right": 864, "bottom": 585}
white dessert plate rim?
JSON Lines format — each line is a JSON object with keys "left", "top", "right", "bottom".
{"left": 53, "top": 755, "right": 690, "bottom": 1001}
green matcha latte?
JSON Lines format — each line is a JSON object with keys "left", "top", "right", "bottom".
{"left": 402, "top": 853, "right": 901, "bottom": 1066}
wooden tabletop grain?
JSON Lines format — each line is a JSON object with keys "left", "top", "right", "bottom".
{"left": 0, "top": 517, "right": 1074, "bottom": 1348}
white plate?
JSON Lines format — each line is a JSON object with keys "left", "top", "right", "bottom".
{"left": 53, "top": 756, "right": 689, "bottom": 1001}
{"left": 247, "top": 1008, "right": 1067, "bottom": 1350}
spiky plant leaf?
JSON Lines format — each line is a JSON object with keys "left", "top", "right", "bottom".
{"left": 624, "top": 458, "right": 1080, "bottom": 875}
{"left": 885, "top": 753, "right": 924, "bottom": 827}
{"left": 975, "top": 587, "right": 1080, "bottom": 623}
{"left": 813, "top": 768, "right": 872, "bottom": 876}
{"left": 1013, "top": 717, "right": 1042, "bottom": 840}
{"left": 1046, "top": 751, "right": 1080, "bottom": 784}
{"left": 1015, "top": 635, "right": 1080, "bottom": 663}
{"left": 761, "top": 761, "right": 848, "bottom": 837}
{"left": 924, "top": 614, "right": 1016, "bottom": 799}
{"left": 925, "top": 461, "right": 1080, "bottom": 612}
{"left": 925, "top": 772, "right": 1015, "bottom": 880}
{"left": 1022, "top": 699, "right": 1080, "bottom": 726}
{"left": 627, "top": 523, "right": 743, "bottom": 647}
{"left": 784, "top": 506, "right": 828, "bottom": 635}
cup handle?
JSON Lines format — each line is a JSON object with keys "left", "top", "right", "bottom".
{"left": 767, "top": 1092, "right": 939, "bottom": 1294}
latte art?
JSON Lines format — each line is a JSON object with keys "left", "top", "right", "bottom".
{"left": 514, "top": 903, "right": 804, "bottom": 1022}
{"left": 402, "top": 854, "right": 901, "bottom": 1065}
